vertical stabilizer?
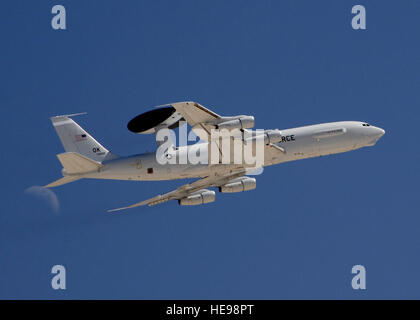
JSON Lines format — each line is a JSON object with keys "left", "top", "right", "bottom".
{"left": 50, "top": 114, "right": 118, "bottom": 163}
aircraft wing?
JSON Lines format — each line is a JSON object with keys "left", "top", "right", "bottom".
{"left": 108, "top": 170, "right": 246, "bottom": 212}
{"left": 170, "top": 101, "right": 221, "bottom": 141}
{"left": 170, "top": 101, "right": 220, "bottom": 126}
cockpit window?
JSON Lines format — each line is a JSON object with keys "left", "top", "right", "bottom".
{"left": 362, "top": 123, "right": 370, "bottom": 127}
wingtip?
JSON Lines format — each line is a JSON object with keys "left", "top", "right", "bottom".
{"left": 107, "top": 207, "right": 127, "bottom": 213}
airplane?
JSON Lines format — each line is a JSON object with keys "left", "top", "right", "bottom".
{"left": 45, "top": 101, "right": 385, "bottom": 211}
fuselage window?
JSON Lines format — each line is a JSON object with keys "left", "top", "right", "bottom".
{"left": 313, "top": 128, "right": 345, "bottom": 139}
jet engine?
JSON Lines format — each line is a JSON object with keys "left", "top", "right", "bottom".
{"left": 244, "top": 129, "right": 282, "bottom": 145}
{"left": 216, "top": 116, "right": 255, "bottom": 130}
{"left": 219, "top": 177, "right": 256, "bottom": 193}
{"left": 178, "top": 189, "right": 216, "bottom": 206}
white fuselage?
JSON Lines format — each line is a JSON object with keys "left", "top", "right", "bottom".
{"left": 83, "top": 121, "right": 385, "bottom": 181}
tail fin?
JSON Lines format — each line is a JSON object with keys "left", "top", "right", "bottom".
{"left": 50, "top": 113, "right": 118, "bottom": 163}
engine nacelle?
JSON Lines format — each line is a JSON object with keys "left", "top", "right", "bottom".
{"left": 264, "top": 129, "right": 282, "bottom": 144}
{"left": 219, "top": 177, "right": 256, "bottom": 193}
{"left": 216, "top": 116, "right": 255, "bottom": 130}
{"left": 244, "top": 129, "right": 282, "bottom": 145}
{"left": 178, "top": 189, "right": 216, "bottom": 206}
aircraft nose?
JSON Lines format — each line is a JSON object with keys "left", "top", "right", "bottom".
{"left": 363, "top": 125, "right": 385, "bottom": 146}
{"left": 374, "top": 127, "right": 385, "bottom": 138}
{"left": 365, "top": 126, "right": 385, "bottom": 138}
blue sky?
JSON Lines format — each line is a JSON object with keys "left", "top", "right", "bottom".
{"left": 0, "top": 0, "right": 419, "bottom": 299}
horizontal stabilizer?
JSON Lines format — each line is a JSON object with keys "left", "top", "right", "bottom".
{"left": 57, "top": 152, "right": 103, "bottom": 175}
{"left": 45, "top": 175, "right": 81, "bottom": 188}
